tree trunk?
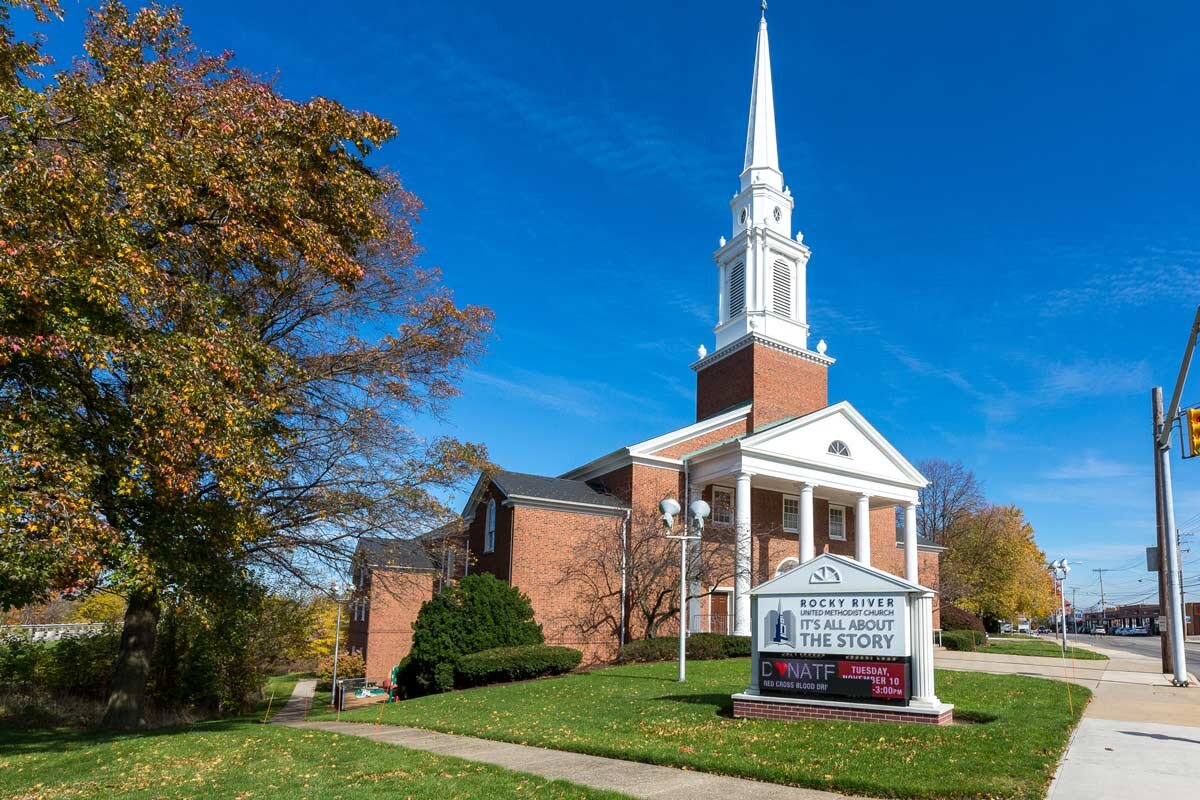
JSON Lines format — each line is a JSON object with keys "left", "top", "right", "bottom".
{"left": 100, "top": 586, "right": 160, "bottom": 730}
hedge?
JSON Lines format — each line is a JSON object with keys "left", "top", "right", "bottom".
{"left": 617, "top": 633, "right": 750, "bottom": 663}
{"left": 940, "top": 603, "right": 986, "bottom": 633}
{"left": 455, "top": 645, "right": 582, "bottom": 687}
{"left": 941, "top": 630, "right": 988, "bottom": 651}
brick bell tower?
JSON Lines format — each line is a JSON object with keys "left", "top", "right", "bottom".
{"left": 693, "top": 9, "right": 833, "bottom": 430}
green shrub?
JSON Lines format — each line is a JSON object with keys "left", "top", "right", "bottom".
{"left": 941, "top": 603, "right": 986, "bottom": 633}
{"left": 0, "top": 635, "right": 46, "bottom": 690}
{"left": 404, "top": 574, "right": 544, "bottom": 696}
{"left": 941, "top": 630, "right": 988, "bottom": 651}
{"left": 687, "top": 633, "right": 751, "bottom": 659}
{"left": 618, "top": 634, "right": 750, "bottom": 663}
{"left": 456, "top": 645, "right": 582, "bottom": 687}
{"left": 617, "top": 637, "right": 675, "bottom": 663}
{"left": 40, "top": 627, "right": 120, "bottom": 698}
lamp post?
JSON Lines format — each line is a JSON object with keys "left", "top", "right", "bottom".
{"left": 1048, "top": 560, "right": 1073, "bottom": 656}
{"left": 330, "top": 580, "right": 345, "bottom": 708}
{"left": 660, "top": 496, "right": 711, "bottom": 682}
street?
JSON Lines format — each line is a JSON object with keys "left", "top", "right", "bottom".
{"left": 1057, "top": 633, "right": 1200, "bottom": 678}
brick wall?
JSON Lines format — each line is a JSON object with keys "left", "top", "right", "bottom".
{"left": 508, "top": 505, "right": 626, "bottom": 662}
{"left": 694, "top": 341, "right": 828, "bottom": 428}
{"left": 358, "top": 569, "right": 436, "bottom": 683}
{"left": 463, "top": 482, "right": 514, "bottom": 580}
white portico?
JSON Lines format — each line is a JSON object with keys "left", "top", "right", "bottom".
{"left": 686, "top": 402, "right": 927, "bottom": 637}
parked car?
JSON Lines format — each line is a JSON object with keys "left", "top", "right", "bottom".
{"left": 1036, "top": 626, "right": 1050, "bottom": 634}
{"left": 1092, "top": 626, "right": 1107, "bottom": 635}
{"left": 1129, "top": 626, "right": 1149, "bottom": 636}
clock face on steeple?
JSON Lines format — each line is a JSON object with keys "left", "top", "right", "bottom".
{"left": 739, "top": 208, "right": 748, "bottom": 226}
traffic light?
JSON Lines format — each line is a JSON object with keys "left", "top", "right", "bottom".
{"left": 1187, "top": 407, "right": 1200, "bottom": 458}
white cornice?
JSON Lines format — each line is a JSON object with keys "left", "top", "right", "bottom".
{"left": 559, "top": 449, "right": 683, "bottom": 483}
{"left": 501, "top": 495, "right": 630, "bottom": 517}
{"left": 690, "top": 332, "right": 835, "bottom": 372}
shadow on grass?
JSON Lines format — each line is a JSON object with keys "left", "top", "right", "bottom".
{"left": 585, "top": 672, "right": 679, "bottom": 683}
{"left": 651, "top": 692, "right": 735, "bottom": 717}
{"left": 0, "top": 716, "right": 267, "bottom": 756}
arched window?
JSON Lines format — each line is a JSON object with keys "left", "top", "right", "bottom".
{"left": 828, "top": 440, "right": 851, "bottom": 457}
{"left": 775, "top": 556, "right": 800, "bottom": 577}
{"left": 484, "top": 499, "right": 497, "bottom": 553}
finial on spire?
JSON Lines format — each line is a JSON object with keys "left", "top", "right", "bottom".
{"left": 761, "top": 1, "right": 767, "bottom": 16}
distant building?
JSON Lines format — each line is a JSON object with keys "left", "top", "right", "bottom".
{"left": 348, "top": 13, "right": 943, "bottom": 681}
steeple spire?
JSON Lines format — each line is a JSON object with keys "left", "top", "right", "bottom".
{"left": 742, "top": 4, "right": 781, "bottom": 191}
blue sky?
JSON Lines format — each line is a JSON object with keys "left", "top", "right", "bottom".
{"left": 18, "top": 1, "right": 1200, "bottom": 610}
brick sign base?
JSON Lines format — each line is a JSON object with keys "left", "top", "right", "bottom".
{"left": 732, "top": 695, "right": 953, "bottom": 726}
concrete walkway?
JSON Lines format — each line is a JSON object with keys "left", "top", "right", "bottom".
{"left": 273, "top": 680, "right": 846, "bottom": 800}
{"left": 945, "top": 640, "right": 1200, "bottom": 800}
{"left": 271, "top": 677, "right": 315, "bottom": 724}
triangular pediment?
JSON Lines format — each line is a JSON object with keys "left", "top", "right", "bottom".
{"left": 751, "top": 553, "right": 925, "bottom": 595}
{"left": 741, "top": 401, "right": 926, "bottom": 487}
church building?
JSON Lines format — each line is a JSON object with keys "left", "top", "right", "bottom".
{"left": 350, "top": 12, "right": 941, "bottom": 681}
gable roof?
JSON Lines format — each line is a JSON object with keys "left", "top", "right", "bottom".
{"left": 559, "top": 402, "right": 751, "bottom": 481}
{"left": 355, "top": 536, "right": 437, "bottom": 571}
{"left": 738, "top": 401, "right": 928, "bottom": 488}
{"left": 751, "top": 552, "right": 931, "bottom": 595}
{"left": 462, "top": 469, "right": 629, "bottom": 518}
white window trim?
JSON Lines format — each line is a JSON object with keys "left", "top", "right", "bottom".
{"left": 711, "top": 486, "right": 734, "bottom": 525}
{"left": 828, "top": 504, "right": 847, "bottom": 541}
{"left": 828, "top": 440, "right": 852, "bottom": 457}
{"left": 775, "top": 556, "right": 800, "bottom": 576}
{"left": 781, "top": 493, "right": 800, "bottom": 532}
{"left": 484, "top": 498, "right": 497, "bottom": 553}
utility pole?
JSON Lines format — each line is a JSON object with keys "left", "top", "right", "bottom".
{"left": 1151, "top": 303, "right": 1199, "bottom": 687}
{"left": 1094, "top": 568, "right": 1108, "bottom": 630}
{"left": 1071, "top": 588, "right": 1078, "bottom": 636}
{"left": 1153, "top": 389, "right": 1174, "bottom": 673}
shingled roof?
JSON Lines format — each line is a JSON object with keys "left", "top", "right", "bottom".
{"left": 492, "top": 470, "right": 627, "bottom": 509}
{"left": 355, "top": 536, "right": 437, "bottom": 571}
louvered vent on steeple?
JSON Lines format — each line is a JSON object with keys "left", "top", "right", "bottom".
{"left": 771, "top": 259, "right": 792, "bottom": 316}
{"left": 728, "top": 262, "right": 746, "bottom": 316}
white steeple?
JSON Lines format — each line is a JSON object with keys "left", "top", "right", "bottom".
{"left": 742, "top": 8, "right": 781, "bottom": 191}
{"left": 707, "top": 7, "right": 822, "bottom": 358}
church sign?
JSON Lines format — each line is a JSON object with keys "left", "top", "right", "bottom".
{"left": 733, "top": 553, "right": 952, "bottom": 724}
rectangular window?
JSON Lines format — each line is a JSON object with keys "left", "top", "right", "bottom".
{"left": 484, "top": 499, "right": 497, "bottom": 553}
{"left": 782, "top": 494, "right": 800, "bottom": 532}
{"left": 712, "top": 486, "right": 734, "bottom": 525}
{"left": 829, "top": 505, "right": 846, "bottom": 540}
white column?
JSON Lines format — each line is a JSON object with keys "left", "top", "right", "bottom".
{"left": 799, "top": 483, "right": 815, "bottom": 562}
{"left": 855, "top": 493, "right": 871, "bottom": 566}
{"left": 904, "top": 503, "right": 919, "bottom": 584}
{"left": 734, "top": 471, "right": 753, "bottom": 636}
{"left": 910, "top": 593, "right": 941, "bottom": 707}
{"left": 688, "top": 483, "right": 705, "bottom": 632}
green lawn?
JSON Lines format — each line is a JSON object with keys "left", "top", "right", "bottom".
{"left": 318, "top": 659, "right": 1088, "bottom": 800}
{"left": 0, "top": 718, "right": 627, "bottom": 800}
{"left": 971, "top": 639, "right": 1108, "bottom": 660}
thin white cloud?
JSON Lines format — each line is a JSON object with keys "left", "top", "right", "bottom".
{"left": 1037, "top": 359, "right": 1150, "bottom": 402}
{"left": 1043, "top": 455, "right": 1135, "bottom": 481}
{"left": 1038, "top": 245, "right": 1200, "bottom": 317}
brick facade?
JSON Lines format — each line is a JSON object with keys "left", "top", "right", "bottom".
{"left": 348, "top": 569, "right": 437, "bottom": 683}
{"left": 732, "top": 696, "right": 953, "bottom": 725}
{"left": 694, "top": 341, "right": 828, "bottom": 429}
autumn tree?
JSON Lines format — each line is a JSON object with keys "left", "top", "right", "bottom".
{"left": 939, "top": 505, "right": 1055, "bottom": 624}
{"left": 558, "top": 510, "right": 736, "bottom": 644}
{"left": 0, "top": 1, "right": 490, "bottom": 728}
{"left": 915, "top": 458, "right": 985, "bottom": 544}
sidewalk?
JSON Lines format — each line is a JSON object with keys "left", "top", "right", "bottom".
{"left": 947, "top": 640, "right": 1200, "bottom": 800}
{"left": 273, "top": 680, "right": 846, "bottom": 800}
